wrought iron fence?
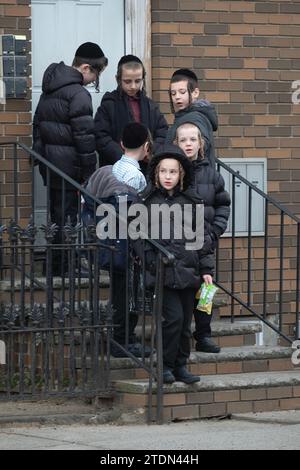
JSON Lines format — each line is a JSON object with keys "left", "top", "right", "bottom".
{"left": 0, "top": 142, "right": 175, "bottom": 423}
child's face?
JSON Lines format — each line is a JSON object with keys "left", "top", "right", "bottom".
{"left": 158, "top": 158, "right": 180, "bottom": 192}
{"left": 176, "top": 124, "right": 201, "bottom": 161}
{"left": 120, "top": 65, "right": 144, "bottom": 97}
{"left": 170, "top": 80, "right": 199, "bottom": 112}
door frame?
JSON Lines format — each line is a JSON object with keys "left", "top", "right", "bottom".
{"left": 125, "top": 0, "right": 152, "bottom": 95}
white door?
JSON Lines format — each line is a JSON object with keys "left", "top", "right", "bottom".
{"left": 31, "top": 0, "right": 125, "bottom": 232}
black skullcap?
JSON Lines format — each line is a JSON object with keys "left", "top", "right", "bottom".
{"left": 75, "top": 42, "right": 104, "bottom": 59}
{"left": 172, "top": 68, "right": 198, "bottom": 82}
{"left": 122, "top": 122, "right": 149, "bottom": 149}
{"left": 118, "top": 54, "right": 143, "bottom": 68}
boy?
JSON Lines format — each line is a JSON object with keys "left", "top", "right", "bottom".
{"left": 112, "top": 122, "right": 150, "bottom": 192}
{"left": 33, "top": 42, "right": 108, "bottom": 275}
{"left": 166, "top": 68, "right": 218, "bottom": 168}
{"left": 94, "top": 54, "right": 168, "bottom": 170}
{"left": 83, "top": 123, "right": 151, "bottom": 357}
{"left": 174, "top": 122, "right": 231, "bottom": 354}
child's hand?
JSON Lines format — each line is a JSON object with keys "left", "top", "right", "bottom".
{"left": 202, "top": 274, "right": 213, "bottom": 286}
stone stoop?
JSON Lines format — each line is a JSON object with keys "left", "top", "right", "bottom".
{"left": 108, "top": 346, "right": 294, "bottom": 382}
{"left": 113, "top": 371, "right": 300, "bottom": 423}
{"left": 109, "top": 319, "right": 300, "bottom": 422}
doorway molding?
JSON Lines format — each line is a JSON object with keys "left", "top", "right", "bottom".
{"left": 125, "top": 0, "right": 152, "bottom": 95}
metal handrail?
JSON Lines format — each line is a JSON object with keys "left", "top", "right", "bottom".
{"left": 216, "top": 156, "right": 299, "bottom": 344}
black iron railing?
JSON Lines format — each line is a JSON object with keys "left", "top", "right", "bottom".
{"left": 0, "top": 142, "right": 175, "bottom": 424}
{"left": 216, "top": 157, "right": 299, "bottom": 344}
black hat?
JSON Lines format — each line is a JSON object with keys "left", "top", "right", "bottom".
{"left": 75, "top": 42, "right": 105, "bottom": 59}
{"left": 122, "top": 122, "right": 149, "bottom": 149}
{"left": 149, "top": 144, "right": 194, "bottom": 189}
{"left": 172, "top": 68, "right": 198, "bottom": 82}
{"left": 118, "top": 54, "right": 143, "bottom": 68}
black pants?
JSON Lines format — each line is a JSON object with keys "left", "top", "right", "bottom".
{"left": 111, "top": 271, "right": 138, "bottom": 345}
{"left": 193, "top": 301, "right": 212, "bottom": 341}
{"left": 49, "top": 188, "right": 78, "bottom": 271}
{"left": 162, "top": 287, "right": 196, "bottom": 370}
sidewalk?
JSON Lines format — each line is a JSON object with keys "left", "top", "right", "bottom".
{"left": 0, "top": 411, "right": 299, "bottom": 450}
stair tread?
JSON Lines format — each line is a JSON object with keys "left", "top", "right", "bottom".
{"left": 108, "top": 345, "right": 291, "bottom": 369}
{"left": 113, "top": 370, "right": 300, "bottom": 394}
{"left": 136, "top": 319, "right": 262, "bottom": 339}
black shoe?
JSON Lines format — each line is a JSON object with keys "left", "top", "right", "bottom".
{"left": 163, "top": 368, "right": 176, "bottom": 384}
{"left": 195, "top": 337, "right": 221, "bottom": 353}
{"left": 173, "top": 366, "right": 200, "bottom": 384}
{"left": 111, "top": 342, "right": 152, "bottom": 358}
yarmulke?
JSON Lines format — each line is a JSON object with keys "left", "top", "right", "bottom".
{"left": 122, "top": 122, "right": 149, "bottom": 149}
{"left": 118, "top": 54, "right": 143, "bottom": 68}
{"left": 75, "top": 42, "right": 104, "bottom": 59}
{"left": 172, "top": 68, "right": 198, "bottom": 82}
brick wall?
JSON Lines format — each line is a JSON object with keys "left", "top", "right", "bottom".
{"left": 0, "top": 0, "right": 31, "bottom": 223}
{"left": 152, "top": 0, "right": 300, "bottom": 214}
{"left": 152, "top": 1, "right": 300, "bottom": 327}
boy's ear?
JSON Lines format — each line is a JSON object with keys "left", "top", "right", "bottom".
{"left": 78, "top": 63, "right": 90, "bottom": 74}
{"left": 120, "top": 141, "right": 125, "bottom": 151}
{"left": 192, "top": 87, "right": 200, "bottom": 100}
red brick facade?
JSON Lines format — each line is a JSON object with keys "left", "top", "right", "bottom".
{"left": 0, "top": 0, "right": 31, "bottom": 223}
{"left": 151, "top": 0, "right": 300, "bottom": 214}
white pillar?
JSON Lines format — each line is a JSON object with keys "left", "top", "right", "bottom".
{"left": 125, "top": 0, "right": 152, "bottom": 96}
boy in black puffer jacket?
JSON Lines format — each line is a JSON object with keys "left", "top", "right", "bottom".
{"left": 166, "top": 68, "right": 218, "bottom": 168}
{"left": 137, "top": 144, "right": 215, "bottom": 384}
{"left": 94, "top": 54, "right": 168, "bottom": 172}
{"left": 174, "top": 122, "right": 231, "bottom": 354}
{"left": 33, "top": 42, "right": 108, "bottom": 275}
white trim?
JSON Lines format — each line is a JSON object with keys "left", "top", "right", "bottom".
{"left": 125, "top": 0, "right": 152, "bottom": 95}
{"left": 0, "top": 340, "right": 5, "bottom": 365}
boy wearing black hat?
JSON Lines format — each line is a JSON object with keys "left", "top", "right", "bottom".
{"left": 165, "top": 68, "right": 218, "bottom": 168}
{"left": 33, "top": 42, "right": 108, "bottom": 275}
{"left": 136, "top": 144, "right": 215, "bottom": 384}
{"left": 94, "top": 54, "right": 168, "bottom": 169}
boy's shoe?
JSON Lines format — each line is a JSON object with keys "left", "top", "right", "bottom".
{"left": 195, "top": 337, "right": 221, "bottom": 353}
{"left": 173, "top": 366, "right": 200, "bottom": 384}
{"left": 111, "top": 342, "right": 151, "bottom": 358}
{"left": 163, "top": 368, "right": 176, "bottom": 384}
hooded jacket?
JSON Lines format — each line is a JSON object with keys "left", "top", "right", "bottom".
{"left": 165, "top": 99, "right": 218, "bottom": 167}
{"left": 83, "top": 165, "right": 138, "bottom": 271}
{"left": 191, "top": 157, "right": 231, "bottom": 243}
{"left": 33, "top": 61, "right": 97, "bottom": 187}
{"left": 94, "top": 89, "right": 168, "bottom": 166}
{"left": 135, "top": 152, "right": 215, "bottom": 290}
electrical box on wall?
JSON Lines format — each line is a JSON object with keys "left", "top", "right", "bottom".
{"left": 0, "top": 34, "right": 28, "bottom": 99}
{"left": 219, "top": 158, "right": 267, "bottom": 236}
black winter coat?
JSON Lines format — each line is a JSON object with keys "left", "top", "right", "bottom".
{"left": 137, "top": 184, "right": 215, "bottom": 290}
{"left": 33, "top": 61, "right": 97, "bottom": 188}
{"left": 94, "top": 89, "right": 168, "bottom": 166}
{"left": 191, "top": 158, "right": 231, "bottom": 246}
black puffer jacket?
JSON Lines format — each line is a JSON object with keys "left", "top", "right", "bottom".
{"left": 33, "top": 61, "right": 97, "bottom": 187}
{"left": 191, "top": 158, "right": 231, "bottom": 245}
{"left": 138, "top": 183, "right": 215, "bottom": 290}
{"left": 165, "top": 99, "right": 218, "bottom": 167}
{"left": 94, "top": 89, "right": 168, "bottom": 166}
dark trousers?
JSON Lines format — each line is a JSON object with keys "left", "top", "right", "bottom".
{"left": 193, "top": 300, "right": 212, "bottom": 341}
{"left": 49, "top": 188, "right": 78, "bottom": 271}
{"left": 111, "top": 271, "right": 138, "bottom": 345}
{"left": 162, "top": 287, "right": 196, "bottom": 370}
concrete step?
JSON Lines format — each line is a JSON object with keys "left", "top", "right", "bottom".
{"left": 106, "top": 345, "right": 294, "bottom": 381}
{"left": 113, "top": 370, "right": 300, "bottom": 422}
{"left": 136, "top": 319, "right": 262, "bottom": 349}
